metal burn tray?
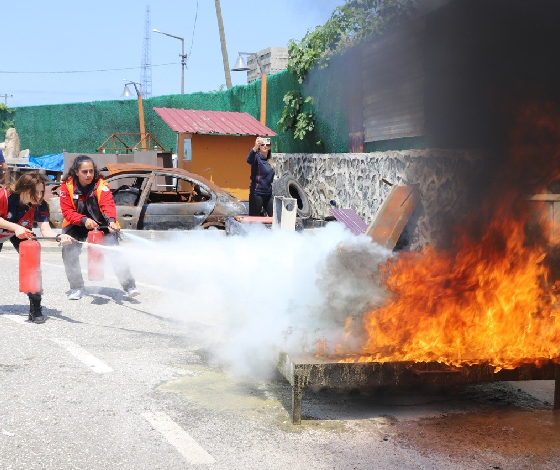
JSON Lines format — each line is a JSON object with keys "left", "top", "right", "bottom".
{"left": 277, "top": 352, "right": 560, "bottom": 424}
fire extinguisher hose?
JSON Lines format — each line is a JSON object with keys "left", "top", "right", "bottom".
{"left": 30, "top": 228, "right": 121, "bottom": 244}
{"left": 31, "top": 235, "right": 63, "bottom": 241}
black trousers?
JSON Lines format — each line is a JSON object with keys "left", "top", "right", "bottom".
{"left": 61, "top": 226, "right": 136, "bottom": 291}
{"left": 0, "top": 236, "right": 42, "bottom": 306}
{"left": 249, "top": 193, "right": 273, "bottom": 217}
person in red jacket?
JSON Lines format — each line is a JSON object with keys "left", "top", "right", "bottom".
{"left": 59, "top": 155, "right": 139, "bottom": 300}
{"left": 0, "top": 171, "right": 73, "bottom": 322}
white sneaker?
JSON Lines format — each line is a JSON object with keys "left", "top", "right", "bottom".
{"left": 68, "top": 288, "right": 84, "bottom": 300}
{"left": 126, "top": 287, "right": 140, "bottom": 298}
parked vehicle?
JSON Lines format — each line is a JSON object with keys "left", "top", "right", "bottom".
{"left": 48, "top": 164, "right": 248, "bottom": 230}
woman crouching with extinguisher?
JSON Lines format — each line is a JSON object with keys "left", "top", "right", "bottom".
{"left": 59, "top": 155, "right": 140, "bottom": 300}
{"left": 0, "top": 172, "right": 73, "bottom": 323}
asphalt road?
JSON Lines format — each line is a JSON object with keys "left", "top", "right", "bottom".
{"left": 1, "top": 240, "right": 559, "bottom": 470}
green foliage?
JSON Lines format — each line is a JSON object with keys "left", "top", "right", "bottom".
{"left": 294, "top": 111, "right": 316, "bottom": 140}
{"left": 289, "top": 0, "right": 415, "bottom": 83}
{"left": 209, "top": 84, "right": 227, "bottom": 92}
{"left": 0, "top": 103, "right": 15, "bottom": 133}
{"left": 277, "top": 91, "right": 316, "bottom": 141}
{"left": 281, "top": 0, "right": 415, "bottom": 140}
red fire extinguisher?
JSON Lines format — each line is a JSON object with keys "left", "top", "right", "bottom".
{"left": 88, "top": 228, "right": 104, "bottom": 281}
{"left": 19, "top": 238, "right": 42, "bottom": 294}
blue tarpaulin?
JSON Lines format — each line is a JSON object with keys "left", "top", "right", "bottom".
{"left": 28, "top": 153, "right": 64, "bottom": 172}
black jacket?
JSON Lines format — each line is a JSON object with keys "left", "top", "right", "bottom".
{"left": 247, "top": 150, "right": 275, "bottom": 195}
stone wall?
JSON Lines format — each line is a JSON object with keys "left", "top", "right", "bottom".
{"left": 273, "top": 149, "right": 489, "bottom": 250}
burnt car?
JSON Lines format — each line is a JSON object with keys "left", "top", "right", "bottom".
{"left": 48, "top": 164, "right": 248, "bottom": 230}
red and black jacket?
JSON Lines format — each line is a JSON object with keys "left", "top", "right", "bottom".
{"left": 59, "top": 177, "right": 119, "bottom": 228}
{"left": 0, "top": 187, "right": 49, "bottom": 243}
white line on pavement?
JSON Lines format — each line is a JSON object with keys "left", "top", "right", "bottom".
{"left": 0, "top": 310, "right": 64, "bottom": 323}
{"left": 1, "top": 253, "right": 173, "bottom": 296}
{"left": 142, "top": 411, "right": 215, "bottom": 465}
{"left": 0, "top": 254, "right": 163, "bottom": 291}
{"left": 38, "top": 261, "right": 164, "bottom": 291}
{"left": 51, "top": 338, "right": 114, "bottom": 373}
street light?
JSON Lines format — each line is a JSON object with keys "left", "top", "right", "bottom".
{"left": 121, "top": 80, "right": 147, "bottom": 151}
{"left": 232, "top": 52, "right": 267, "bottom": 125}
{"left": 231, "top": 52, "right": 264, "bottom": 75}
{"left": 153, "top": 28, "right": 186, "bottom": 94}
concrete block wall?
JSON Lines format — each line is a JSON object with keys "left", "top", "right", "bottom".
{"left": 273, "top": 149, "right": 489, "bottom": 250}
{"left": 247, "top": 47, "right": 289, "bottom": 83}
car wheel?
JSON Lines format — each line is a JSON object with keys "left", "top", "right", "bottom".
{"left": 272, "top": 173, "right": 311, "bottom": 218}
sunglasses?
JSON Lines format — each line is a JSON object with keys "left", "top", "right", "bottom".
{"left": 260, "top": 143, "right": 271, "bottom": 147}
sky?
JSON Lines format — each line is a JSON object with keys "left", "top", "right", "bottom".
{"left": 0, "top": 0, "right": 341, "bottom": 108}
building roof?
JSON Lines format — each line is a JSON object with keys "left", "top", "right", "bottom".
{"left": 153, "top": 107, "right": 276, "bottom": 136}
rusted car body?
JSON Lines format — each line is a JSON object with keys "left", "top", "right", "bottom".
{"left": 48, "top": 164, "right": 248, "bottom": 230}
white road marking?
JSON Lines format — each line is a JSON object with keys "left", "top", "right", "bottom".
{"left": 1, "top": 309, "right": 62, "bottom": 324}
{"left": 36, "top": 261, "right": 163, "bottom": 291}
{"left": 142, "top": 411, "right": 215, "bottom": 465}
{"left": 51, "top": 338, "right": 113, "bottom": 373}
{"left": 0, "top": 253, "right": 163, "bottom": 291}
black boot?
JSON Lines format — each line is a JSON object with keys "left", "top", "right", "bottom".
{"left": 28, "top": 293, "right": 46, "bottom": 324}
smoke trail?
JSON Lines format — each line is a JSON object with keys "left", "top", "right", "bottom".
{"left": 120, "top": 224, "right": 392, "bottom": 380}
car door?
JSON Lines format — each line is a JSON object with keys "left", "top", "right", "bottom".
{"left": 108, "top": 173, "right": 153, "bottom": 230}
{"left": 141, "top": 173, "right": 216, "bottom": 230}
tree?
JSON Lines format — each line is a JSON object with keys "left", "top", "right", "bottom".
{"left": 278, "top": 0, "right": 415, "bottom": 141}
{"left": 0, "top": 103, "right": 14, "bottom": 134}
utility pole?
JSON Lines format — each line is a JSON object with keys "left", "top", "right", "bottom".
{"left": 153, "top": 29, "right": 186, "bottom": 94}
{"left": 141, "top": 5, "right": 153, "bottom": 99}
{"left": 214, "top": 0, "right": 232, "bottom": 89}
{"left": 0, "top": 94, "right": 12, "bottom": 105}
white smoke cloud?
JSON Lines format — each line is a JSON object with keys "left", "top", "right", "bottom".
{"left": 121, "top": 223, "right": 392, "bottom": 380}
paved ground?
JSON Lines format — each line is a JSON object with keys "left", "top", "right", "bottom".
{"left": 1, "top": 234, "right": 559, "bottom": 470}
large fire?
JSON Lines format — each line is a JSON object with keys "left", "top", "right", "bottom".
{"left": 345, "top": 201, "right": 560, "bottom": 369}
{"left": 327, "top": 100, "right": 560, "bottom": 370}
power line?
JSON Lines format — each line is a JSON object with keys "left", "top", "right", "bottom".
{"left": 0, "top": 63, "right": 178, "bottom": 75}
{"left": 188, "top": 0, "right": 199, "bottom": 58}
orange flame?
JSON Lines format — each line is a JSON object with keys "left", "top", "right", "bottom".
{"left": 328, "top": 99, "right": 560, "bottom": 370}
{"left": 354, "top": 211, "right": 560, "bottom": 369}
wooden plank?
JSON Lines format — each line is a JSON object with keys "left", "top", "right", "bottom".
{"left": 361, "top": 18, "right": 426, "bottom": 143}
{"left": 233, "top": 216, "right": 273, "bottom": 224}
{"left": 365, "top": 185, "right": 420, "bottom": 250}
{"left": 363, "top": 82, "right": 425, "bottom": 108}
{"left": 330, "top": 208, "right": 368, "bottom": 235}
{"left": 528, "top": 194, "right": 560, "bottom": 202}
{"left": 364, "top": 112, "right": 425, "bottom": 128}
{"left": 365, "top": 124, "right": 425, "bottom": 142}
